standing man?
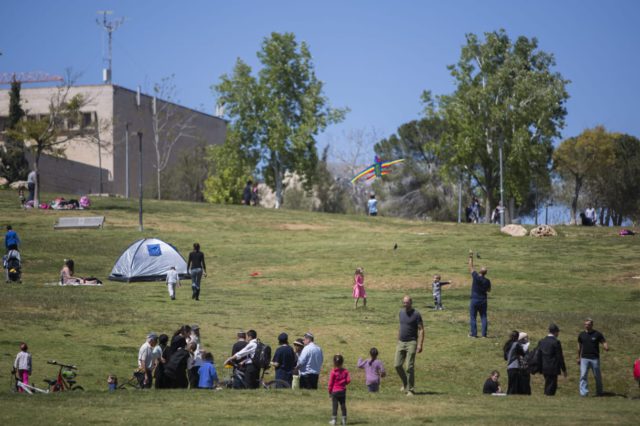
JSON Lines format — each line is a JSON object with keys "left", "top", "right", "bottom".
{"left": 4, "top": 225, "right": 20, "bottom": 251}
{"left": 138, "top": 333, "right": 158, "bottom": 388}
{"left": 296, "top": 332, "right": 324, "bottom": 389}
{"left": 468, "top": 251, "right": 491, "bottom": 338}
{"left": 367, "top": 194, "right": 378, "bottom": 216}
{"left": 243, "top": 180, "right": 253, "bottom": 205}
{"left": 538, "top": 323, "right": 567, "bottom": 396}
{"left": 187, "top": 243, "right": 207, "bottom": 301}
{"left": 271, "top": 332, "right": 296, "bottom": 387}
{"left": 578, "top": 318, "right": 609, "bottom": 397}
{"left": 225, "top": 329, "right": 259, "bottom": 389}
{"left": 394, "top": 295, "right": 424, "bottom": 396}
{"left": 230, "top": 331, "right": 248, "bottom": 389}
{"left": 27, "top": 169, "right": 36, "bottom": 202}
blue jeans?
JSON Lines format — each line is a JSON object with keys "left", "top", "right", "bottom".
{"left": 469, "top": 299, "right": 488, "bottom": 337}
{"left": 580, "top": 358, "right": 603, "bottom": 396}
{"left": 190, "top": 268, "right": 203, "bottom": 299}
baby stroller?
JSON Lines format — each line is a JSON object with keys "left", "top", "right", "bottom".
{"left": 3, "top": 249, "right": 22, "bottom": 283}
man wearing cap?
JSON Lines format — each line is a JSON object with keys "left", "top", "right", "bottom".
{"left": 271, "top": 332, "right": 296, "bottom": 387}
{"left": 577, "top": 318, "right": 609, "bottom": 397}
{"left": 394, "top": 295, "right": 424, "bottom": 396}
{"left": 138, "top": 333, "right": 158, "bottom": 388}
{"left": 538, "top": 323, "right": 567, "bottom": 396}
{"left": 225, "top": 329, "right": 260, "bottom": 389}
{"left": 468, "top": 251, "right": 491, "bottom": 338}
{"left": 296, "top": 332, "right": 324, "bottom": 389}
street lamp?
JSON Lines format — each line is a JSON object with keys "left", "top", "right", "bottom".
{"left": 499, "top": 139, "right": 505, "bottom": 227}
{"left": 138, "top": 131, "right": 143, "bottom": 232}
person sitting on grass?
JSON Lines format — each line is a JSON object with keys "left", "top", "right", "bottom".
{"left": 60, "top": 259, "right": 101, "bottom": 285}
{"left": 483, "top": 370, "right": 502, "bottom": 394}
{"left": 198, "top": 352, "right": 219, "bottom": 389}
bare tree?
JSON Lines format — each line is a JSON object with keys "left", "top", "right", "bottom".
{"left": 6, "top": 70, "right": 90, "bottom": 205}
{"left": 329, "top": 127, "right": 382, "bottom": 213}
{"left": 150, "top": 75, "right": 197, "bottom": 200}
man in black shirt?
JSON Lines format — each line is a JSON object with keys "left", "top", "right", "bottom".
{"left": 231, "top": 331, "right": 248, "bottom": 389}
{"left": 578, "top": 318, "right": 609, "bottom": 396}
{"left": 468, "top": 251, "right": 491, "bottom": 337}
{"left": 271, "top": 332, "right": 295, "bottom": 387}
{"left": 394, "top": 295, "right": 424, "bottom": 396}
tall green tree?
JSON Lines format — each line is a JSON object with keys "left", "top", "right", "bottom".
{"left": 553, "top": 126, "right": 615, "bottom": 224}
{"left": 438, "top": 30, "right": 569, "bottom": 221}
{"left": 203, "top": 128, "right": 254, "bottom": 204}
{"left": 214, "top": 32, "right": 347, "bottom": 208}
{"left": 0, "top": 79, "right": 30, "bottom": 182}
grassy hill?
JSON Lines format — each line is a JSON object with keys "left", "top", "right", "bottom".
{"left": 0, "top": 189, "right": 638, "bottom": 425}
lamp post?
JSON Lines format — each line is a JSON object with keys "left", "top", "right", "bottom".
{"left": 499, "top": 139, "right": 505, "bottom": 227}
{"left": 125, "top": 122, "right": 129, "bottom": 198}
{"left": 138, "top": 131, "right": 143, "bottom": 232}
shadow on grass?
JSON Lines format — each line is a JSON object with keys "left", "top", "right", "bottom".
{"left": 413, "top": 391, "right": 444, "bottom": 396}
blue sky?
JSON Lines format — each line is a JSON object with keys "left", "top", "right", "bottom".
{"left": 2, "top": 0, "right": 640, "bottom": 159}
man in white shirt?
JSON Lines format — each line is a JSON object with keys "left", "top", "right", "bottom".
{"left": 166, "top": 266, "right": 179, "bottom": 300}
{"left": 225, "top": 329, "right": 260, "bottom": 388}
{"left": 27, "top": 170, "right": 36, "bottom": 202}
{"left": 138, "top": 333, "right": 158, "bottom": 388}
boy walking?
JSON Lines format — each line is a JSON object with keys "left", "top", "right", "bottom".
{"left": 166, "top": 266, "right": 179, "bottom": 300}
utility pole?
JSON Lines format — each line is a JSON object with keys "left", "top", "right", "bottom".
{"left": 96, "top": 11, "right": 125, "bottom": 84}
{"left": 136, "top": 86, "right": 143, "bottom": 231}
{"left": 125, "top": 122, "right": 129, "bottom": 198}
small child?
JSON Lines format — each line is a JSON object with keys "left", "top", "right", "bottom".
{"left": 328, "top": 354, "right": 351, "bottom": 426}
{"left": 431, "top": 274, "right": 451, "bottom": 310}
{"left": 198, "top": 352, "right": 219, "bottom": 389}
{"left": 166, "top": 266, "right": 180, "bottom": 300}
{"left": 482, "top": 370, "right": 502, "bottom": 394}
{"left": 352, "top": 267, "right": 366, "bottom": 309}
{"left": 13, "top": 343, "right": 32, "bottom": 392}
{"left": 357, "top": 347, "right": 386, "bottom": 392}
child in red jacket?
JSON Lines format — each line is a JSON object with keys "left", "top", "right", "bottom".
{"left": 328, "top": 354, "right": 351, "bottom": 425}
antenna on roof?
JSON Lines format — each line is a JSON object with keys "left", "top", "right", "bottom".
{"left": 96, "top": 10, "right": 125, "bottom": 84}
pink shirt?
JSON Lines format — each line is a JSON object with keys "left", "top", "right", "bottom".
{"left": 328, "top": 367, "right": 351, "bottom": 394}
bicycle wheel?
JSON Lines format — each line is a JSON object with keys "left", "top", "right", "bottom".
{"left": 71, "top": 385, "right": 84, "bottom": 391}
{"left": 264, "top": 379, "right": 291, "bottom": 390}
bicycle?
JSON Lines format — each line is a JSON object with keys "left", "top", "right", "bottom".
{"left": 10, "top": 368, "right": 49, "bottom": 394}
{"left": 223, "top": 361, "right": 290, "bottom": 390}
{"left": 44, "top": 360, "right": 84, "bottom": 392}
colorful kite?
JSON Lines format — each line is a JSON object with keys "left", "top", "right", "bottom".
{"left": 350, "top": 156, "right": 405, "bottom": 183}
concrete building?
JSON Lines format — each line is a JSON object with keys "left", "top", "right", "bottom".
{"left": 0, "top": 84, "right": 226, "bottom": 197}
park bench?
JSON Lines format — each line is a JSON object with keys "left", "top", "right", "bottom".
{"left": 53, "top": 216, "right": 105, "bottom": 230}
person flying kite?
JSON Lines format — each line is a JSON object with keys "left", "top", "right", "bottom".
{"left": 350, "top": 156, "right": 405, "bottom": 183}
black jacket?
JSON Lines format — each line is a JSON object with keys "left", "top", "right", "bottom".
{"left": 538, "top": 335, "right": 566, "bottom": 376}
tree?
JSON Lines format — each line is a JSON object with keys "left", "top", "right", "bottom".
{"left": 438, "top": 30, "right": 569, "bottom": 221}
{"left": 0, "top": 79, "right": 30, "bottom": 182}
{"left": 374, "top": 107, "right": 457, "bottom": 220}
{"left": 150, "top": 75, "right": 198, "bottom": 200}
{"left": 214, "top": 32, "right": 347, "bottom": 208}
{"left": 203, "top": 129, "right": 254, "bottom": 204}
{"left": 6, "top": 73, "right": 88, "bottom": 205}
{"left": 553, "top": 126, "right": 615, "bottom": 224}
{"left": 584, "top": 132, "right": 640, "bottom": 225}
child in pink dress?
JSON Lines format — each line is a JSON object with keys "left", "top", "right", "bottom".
{"left": 352, "top": 267, "right": 366, "bottom": 309}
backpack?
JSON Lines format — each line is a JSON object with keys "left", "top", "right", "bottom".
{"left": 634, "top": 359, "right": 640, "bottom": 381}
{"left": 251, "top": 341, "right": 272, "bottom": 370}
{"left": 523, "top": 346, "right": 541, "bottom": 375}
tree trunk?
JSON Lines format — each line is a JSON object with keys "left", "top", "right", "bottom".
{"left": 604, "top": 208, "right": 611, "bottom": 226}
{"left": 34, "top": 150, "right": 41, "bottom": 208}
{"left": 598, "top": 207, "right": 605, "bottom": 226}
{"left": 570, "top": 176, "right": 583, "bottom": 225}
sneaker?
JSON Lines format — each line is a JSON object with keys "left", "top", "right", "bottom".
{"left": 329, "top": 419, "right": 336, "bottom": 425}
{"left": 406, "top": 390, "right": 415, "bottom": 396}
{"left": 400, "top": 386, "right": 406, "bottom": 392}
{"left": 468, "top": 334, "right": 477, "bottom": 338}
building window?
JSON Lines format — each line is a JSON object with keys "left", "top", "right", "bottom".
{"left": 81, "top": 112, "right": 94, "bottom": 129}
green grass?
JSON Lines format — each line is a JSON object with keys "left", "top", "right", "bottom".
{"left": 0, "top": 189, "right": 639, "bottom": 425}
